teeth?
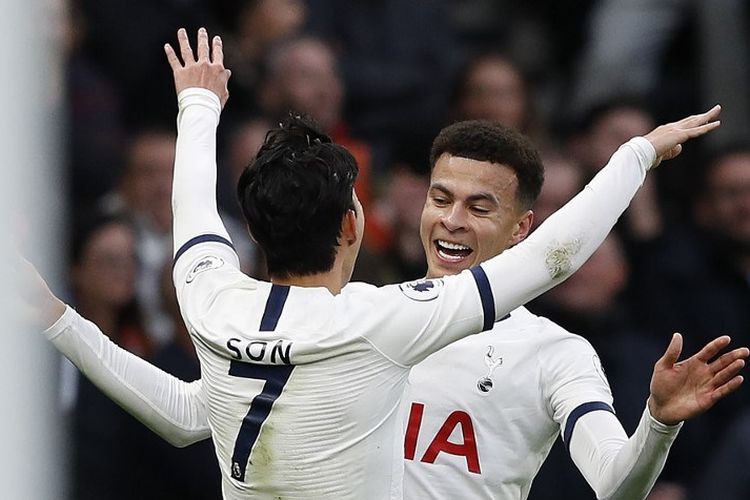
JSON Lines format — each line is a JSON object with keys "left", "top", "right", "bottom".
{"left": 437, "top": 249, "right": 465, "bottom": 262}
{"left": 437, "top": 240, "right": 470, "bottom": 251}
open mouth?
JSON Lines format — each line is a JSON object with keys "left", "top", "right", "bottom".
{"left": 434, "top": 239, "right": 473, "bottom": 262}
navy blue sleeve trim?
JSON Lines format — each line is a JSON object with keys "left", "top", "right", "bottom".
{"left": 173, "top": 234, "right": 235, "bottom": 265}
{"left": 470, "top": 266, "right": 495, "bottom": 331}
{"left": 259, "top": 285, "right": 290, "bottom": 331}
{"left": 563, "top": 401, "right": 615, "bottom": 449}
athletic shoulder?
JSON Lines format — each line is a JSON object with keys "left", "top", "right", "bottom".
{"left": 501, "top": 307, "right": 597, "bottom": 356}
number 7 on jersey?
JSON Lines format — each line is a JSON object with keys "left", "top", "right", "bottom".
{"left": 228, "top": 361, "right": 295, "bottom": 481}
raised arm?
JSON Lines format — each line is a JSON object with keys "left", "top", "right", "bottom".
{"left": 20, "top": 256, "right": 211, "bottom": 448}
{"left": 477, "top": 107, "right": 721, "bottom": 321}
{"left": 569, "top": 334, "right": 747, "bottom": 500}
{"left": 164, "top": 28, "right": 234, "bottom": 259}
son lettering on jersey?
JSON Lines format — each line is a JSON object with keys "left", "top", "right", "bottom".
{"left": 226, "top": 337, "right": 293, "bottom": 365}
{"left": 404, "top": 402, "right": 481, "bottom": 474}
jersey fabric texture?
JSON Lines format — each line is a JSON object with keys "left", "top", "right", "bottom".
{"left": 403, "top": 306, "right": 609, "bottom": 499}
{"left": 173, "top": 238, "right": 490, "bottom": 499}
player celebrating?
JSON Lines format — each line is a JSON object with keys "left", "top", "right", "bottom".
{"left": 400, "top": 120, "right": 747, "bottom": 499}
{"left": 26, "top": 28, "right": 736, "bottom": 500}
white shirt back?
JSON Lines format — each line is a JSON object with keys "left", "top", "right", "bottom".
{"left": 174, "top": 241, "right": 489, "bottom": 499}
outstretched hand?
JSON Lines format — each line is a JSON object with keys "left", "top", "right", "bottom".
{"left": 164, "top": 27, "right": 231, "bottom": 108}
{"left": 648, "top": 333, "right": 748, "bottom": 425}
{"left": 644, "top": 105, "right": 721, "bottom": 168}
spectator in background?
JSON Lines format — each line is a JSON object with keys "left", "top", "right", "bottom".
{"left": 305, "top": 0, "right": 457, "bottom": 144}
{"left": 101, "top": 129, "right": 255, "bottom": 345}
{"left": 256, "top": 35, "right": 382, "bottom": 255}
{"left": 66, "top": 211, "right": 151, "bottom": 500}
{"left": 532, "top": 150, "right": 584, "bottom": 225}
{"left": 133, "top": 263, "right": 222, "bottom": 500}
{"left": 100, "top": 129, "right": 178, "bottom": 346}
{"left": 450, "top": 53, "right": 544, "bottom": 141}
{"left": 568, "top": 0, "right": 750, "bottom": 149}
{"left": 567, "top": 99, "right": 665, "bottom": 258}
{"left": 635, "top": 142, "right": 750, "bottom": 358}
{"left": 628, "top": 142, "right": 750, "bottom": 498}
{"left": 357, "top": 138, "right": 432, "bottom": 284}
{"left": 218, "top": 0, "right": 306, "bottom": 120}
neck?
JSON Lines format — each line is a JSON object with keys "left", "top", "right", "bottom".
{"left": 271, "top": 269, "right": 345, "bottom": 295}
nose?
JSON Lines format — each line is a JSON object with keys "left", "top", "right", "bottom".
{"left": 441, "top": 204, "right": 468, "bottom": 232}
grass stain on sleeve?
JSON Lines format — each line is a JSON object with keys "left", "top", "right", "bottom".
{"left": 544, "top": 239, "right": 582, "bottom": 280}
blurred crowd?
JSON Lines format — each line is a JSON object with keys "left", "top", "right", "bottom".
{"left": 57, "top": 1, "right": 750, "bottom": 499}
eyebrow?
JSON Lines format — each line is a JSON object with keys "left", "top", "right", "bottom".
{"left": 430, "top": 182, "right": 500, "bottom": 206}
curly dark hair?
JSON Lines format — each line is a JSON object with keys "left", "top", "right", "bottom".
{"left": 236, "top": 114, "right": 359, "bottom": 278}
{"left": 430, "top": 120, "right": 544, "bottom": 210}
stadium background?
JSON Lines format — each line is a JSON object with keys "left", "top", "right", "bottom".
{"left": 3, "top": 0, "right": 749, "bottom": 498}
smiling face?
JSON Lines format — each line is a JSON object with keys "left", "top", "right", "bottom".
{"left": 420, "top": 154, "right": 532, "bottom": 278}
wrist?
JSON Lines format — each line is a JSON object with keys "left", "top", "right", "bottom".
{"left": 647, "top": 396, "right": 682, "bottom": 427}
{"left": 41, "top": 297, "right": 67, "bottom": 331}
{"left": 177, "top": 88, "right": 222, "bottom": 119}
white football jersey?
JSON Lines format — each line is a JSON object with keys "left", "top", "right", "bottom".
{"left": 403, "top": 307, "right": 613, "bottom": 499}
{"left": 167, "top": 87, "right": 657, "bottom": 500}
{"left": 174, "top": 239, "right": 493, "bottom": 500}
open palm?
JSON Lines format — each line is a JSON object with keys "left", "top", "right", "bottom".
{"left": 649, "top": 333, "right": 748, "bottom": 425}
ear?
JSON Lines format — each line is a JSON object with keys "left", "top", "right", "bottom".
{"left": 510, "top": 209, "right": 534, "bottom": 245}
{"left": 340, "top": 208, "right": 359, "bottom": 247}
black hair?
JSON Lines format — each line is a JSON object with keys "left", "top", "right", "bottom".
{"left": 430, "top": 120, "right": 544, "bottom": 210}
{"left": 236, "top": 114, "right": 359, "bottom": 278}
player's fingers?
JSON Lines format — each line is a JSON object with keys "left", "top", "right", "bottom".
{"left": 711, "top": 375, "right": 744, "bottom": 402}
{"left": 177, "top": 28, "right": 194, "bottom": 64}
{"left": 712, "top": 358, "right": 745, "bottom": 389}
{"left": 164, "top": 43, "right": 181, "bottom": 70}
{"left": 197, "top": 27, "right": 209, "bottom": 61}
{"left": 212, "top": 35, "right": 224, "bottom": 65}
{"left": 701, "top": 104, "right": 722, "bottom": 121}
{"left": 683, "top": 120, "right": 721, "bottom": 138}
{"left": 710, "top": 347, "right": 750, "bottom": 374}
{"left": 658, "top": 333, "right": 683, "bottom": 367}
{"left": 676, "top": 105, "right": 722, "bottom": 127}
{"left": 695, "top": 335, "right": 732, "bottom": 362}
